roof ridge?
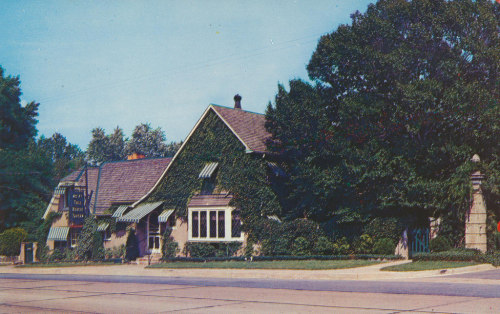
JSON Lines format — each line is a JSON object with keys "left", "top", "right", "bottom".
{"left": 99, "top": 156, "right": 172, "bottom": 166}
{"left": 210, "top": 103, "right": 265, "bottom": 116}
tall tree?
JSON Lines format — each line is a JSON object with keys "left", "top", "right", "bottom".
{"left": 0, "top": 67, "right": 38, "bottom": 150}
{"left": 124, "top": 123, "right": 169, "bottom": 158}
{"left": 86, "top": 127, "right": 125, "bottom": 164}
{"left": 37, "top": 133, "right": 85, "bottom": 181}
{"left": 267, "top": 0, "right": 500, "bottom": 241}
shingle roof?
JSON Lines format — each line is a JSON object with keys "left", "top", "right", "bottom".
{"left": 211, "top": 105, "right": 270, "bottom": 153}
{"left": 93, "top": 158, "right": 171, "bottom": 214}
{"left": 60, "top": 169, "right": 82, "bottom": 182}
{"left": 188, "top": 194, "right": 233, "bottom": 207}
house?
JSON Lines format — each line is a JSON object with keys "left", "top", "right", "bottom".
{"left": 117, "top": 95, "right": 276, "bottom": 257}
{"left": 44, "top": 95, "right": 278, "bottom": 259}
{"left": 43, "top": 157, "right": 171, "bottom": 251}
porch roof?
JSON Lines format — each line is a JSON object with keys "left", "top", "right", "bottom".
{"left": 188, "top": 194, "right": 233, "bottom": 207}
{"left": 112, "top": 205, "right": 129, "bottom": 218}
{"left": 47, "top": 227, "right": 70, "bottom": 241}
{"left": 158, "top": 209, "right": 175, "bottom": 223}
{"left": 117, "top": 201, "right": 163, "bottom": 223}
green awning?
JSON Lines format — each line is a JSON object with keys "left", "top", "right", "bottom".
{"left": 158, "top": 209, "right": 175, "bottom": 223}
{"left": 97, "top": 222, "right": 109, "bottom": 231}
{"left": 112, "top": 205, "right": 129, "bottom": 218}
{"left": 199, "top": 162, "right": 218, "bottom": 178}
{"left": 47, "top": 227, "right": 70, "bottom": 241}
{"left": 117, "top": 201, "right": 163, "bottom": 223}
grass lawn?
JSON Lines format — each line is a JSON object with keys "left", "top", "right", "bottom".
{"left": 16, "top": 262, "right": 120, "bottom": 268}
{"left": 381, "top": 261, "right": 478, "bottom": 272}
{"left": 148, "top": 259, "right": 384, "bottom": 270}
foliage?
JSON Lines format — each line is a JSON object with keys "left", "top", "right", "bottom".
{"left": 161, "top": 229, "right": 179, "bottom": 258}
{"left": 257, "top": 219, "right": 326, "bottom": 256}
{"left": 292, "top": 237, "right": 310, "bottom": 256}
{"left": 313, "top": 236, "right": 333, "bottom": 255}
{"left": 105, "top": 245, "right": 125, "bottom": 259}
{"left": 266, "top": 0, "right": 500, "bottom": 244}
{"left": 160, "top": 254, "right": 401, "bottom": 263}
{"left": 37, "top": 133, "right": 84, "bottom": 182}
{"left": 125, "top": 228, "right": 140, "bottom": 261}
{"left": 372, "top": 238, "right": 396, "bottom": 255}
{"left": 0, "top": 67, "right": 38, "bottom": 150}
{"left": 146, "top": 109, "right": 281, "bottom": 230}
{"left": 76, "top": 217, "right": 103, "bottom": 260}
{"left": 183, "top": 242, "right": 242, "bottom": 258}
{"left": 353, "top": 234, "right": 374, "bottom": 254}
{"left": 429, "top": 236, "right": 452, "bottom": 252}
{"left": 412, "top": 248, "right": 482, "bottom": 262}
{"left": 124, "top": 123, "right": 169, "bottom": 158}
{"left": 0, "top": 227, "right": 27, "bottom": 256}
{"left": 332, "top": 237, "right": 351, "bottom": 255}
{"left": 87, "top": 127, "right": 125, "bottom": 164}
{"left": 365, "top": 217, "right": 403, "bottom": 244}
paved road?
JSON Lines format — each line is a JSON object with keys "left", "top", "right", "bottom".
{"left": 2, "top": 272, "right": 500, "bottom": 298}
{"left": 1, "top": 275, "right": 500, "bottom": 313}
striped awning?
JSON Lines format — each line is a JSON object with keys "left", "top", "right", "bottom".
{"left": 117, "top": 201, "right": 163, "bottom": 223}
{"left": 267, "top": 215, "right": 282, "bottom": 223}
{"left": 54, "top": 187, "right": 66, "bottom": 195}
{"left": 158, "top": 209, "right": 175, "bottom": 223}
{"left": 97, "top": 222, "right": 109, "bottom": 231}
{"left": 47, "top": 227, "right": 70, "bottom": 241}
{"left": 199, "top": 162, "right": 218, "bottom": 178}
{"left": 112, "top": 205, "right": 129, "bottom": 218}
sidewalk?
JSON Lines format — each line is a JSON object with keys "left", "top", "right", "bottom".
{"left": 0, "top": 260, "right": 496, "bottom": 283}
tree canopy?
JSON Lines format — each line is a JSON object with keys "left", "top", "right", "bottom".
{"left": 266, "top": 0, "right": 500, "bottom": 241}
{"left": 86, "top": 123, "right": 180, "bottom": 164}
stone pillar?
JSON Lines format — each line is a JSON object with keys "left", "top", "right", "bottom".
{"left": 465, "top": 155, "right": 487, "bottom": 253}
{"left": 394, "top": 229, "right": 409, "bottom": 259}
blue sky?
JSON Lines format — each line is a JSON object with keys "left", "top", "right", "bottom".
{"left": 1, "top": 0, "right": 375, "bottom": 149}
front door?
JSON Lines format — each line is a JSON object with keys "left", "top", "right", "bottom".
{"left": 148, "top": 212, "right": 161, "bottom": 254}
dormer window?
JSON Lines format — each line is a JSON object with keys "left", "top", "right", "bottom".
{"left": 199, "top": 162, "right": 218, "bottom": 195}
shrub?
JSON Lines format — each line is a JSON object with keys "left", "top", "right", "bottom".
{"left": 429, "top": 236, "right": 452, "bottom": 252}
{"left": 244, "top": 239, "right": 255, "bottom": 257}
{"left": 332, "top": 237, "right": 351, "bottom": 255}
{"left": 49, "top": 248, "right": 65, "bottom": 261}
{"left": 365, "top": 218, "right": 403, "bottom": 244}
{"left": 125, "top": 229, "right": 140, "bottom": 261}
{"left": 353, "top": 234, "right": 373, "bottom": 254}
{"left": 184, "top": 243, "right": 216, "bottom": 258}
{"left": 313, "top": 236, "right": 333, "bottom": 255}
{"left": 76, "top": 217, "right": 103, "bottom": 260}
{"left": 413, "top": 248, "right": 481, "bottom": 262}
{"left": 292, "top": 237, "right": 310, "bottom": 256}
{"left": 0, "top": 228, "right": 28, "bottom": 256}
{"left": 372, "top": 238, "right": 395, "bottom": 255}
{"left": 162, "top": 239, "right": 179, "bottom": 258}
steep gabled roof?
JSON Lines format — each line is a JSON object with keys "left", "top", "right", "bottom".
{"left": 132, "top": 103, "right": 270, "bottom": 207}
{"left": 211, "top": 105, "right": 270, "bottom": 153}
{"left": 93, "top": 157, "right": 171, "bottom": 214}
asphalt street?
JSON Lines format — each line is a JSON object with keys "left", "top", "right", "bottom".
{"left": 2, "top": 270, "right": 500, "bottom": 298}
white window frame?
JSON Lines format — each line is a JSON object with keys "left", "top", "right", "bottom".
{"left": 70, "top": 228, "right": 80, "bottom": 248}
{"left": 188, "top": 206, "right": 244, "bottom": 242}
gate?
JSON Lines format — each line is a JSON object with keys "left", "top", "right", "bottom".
{"left": 24, "top": 242, "right": 33, "bottom": 264}
{"left": 409, "top": 228, "right": 429, "bottom": 258}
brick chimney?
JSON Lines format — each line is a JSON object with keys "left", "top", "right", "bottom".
{"left": 234, "top": 94, "right": 242, "bottom": 109}
{"left": 127, "top": 153, "right": 146, "bottom": 160}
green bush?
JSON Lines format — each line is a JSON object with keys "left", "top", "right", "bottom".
{"left": 354, "top": 234, "right": 373, "bottom": 254}
{"left": 313, "top": 236, "right": 333, "bottom": 255}
{"left": 184, "top": 242, "right": 241, "bottom": 258}
{"left": 372, "top": 238, "right": 395, "bottom": 255}
{"left": 332, "top": 237, "right": 351, "bottom": 255}
{"left": 125, "top": 229, "right": 140, "bottom": 261}
{"left": 292, "top": 237, "right": 310, "bottom": 256}
{"left": 162, "top": 238, "right": 179, "bottom": 258}
{"left": 244, "top": 239, "right": 255, "bottom": 257}
{"left": 49, "top": 248, "right": 66, "bottom": 261}
{"left": 365, "top": 218, "right": 403, "bottom": 244}
{"left": 429, "top": 236, "right": 452, "bottom": 252}
{"left": 0, "top": 228, "right": 28, "bottom": 256}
